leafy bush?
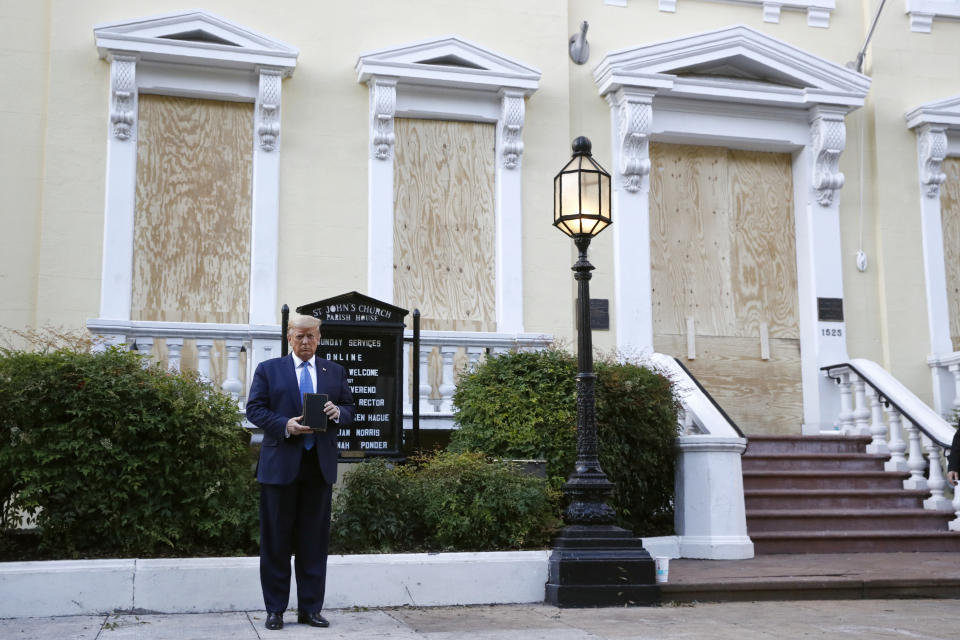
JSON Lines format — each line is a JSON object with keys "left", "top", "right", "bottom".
{"left": 330, "top": 452, "right": 559, "bottom": 553}
{"left": 0, "top": 344, "right": 258, "bottom": 559}
{"left": 449, "top": 348, "right": 680, "bottom": 536}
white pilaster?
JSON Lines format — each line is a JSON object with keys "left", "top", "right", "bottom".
{"left": 797, "top": 106, "right": 851, "bottom": 432}
{"left": 367, "top": 77, "right": 397, "bottom": 303}
{"left": 249, "top": 68, "right": 284, "bottom": 325}
{"left": 495, "top": 90, "right": 525, "bottom": 333}
{"left": 609, "top": 88, "right": 655, "bottom": 355}
{"left": 99, "top": 54, "right": 138, "bottom": 320}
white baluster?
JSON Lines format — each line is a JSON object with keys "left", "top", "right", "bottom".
{"left": 851, "top": 375, "right": 871, "bottom": 436}
{"left": 135, "top": 336, "right": 154, "bottom": 367}
{"left": 837, "top": 372, "right": 854, "bottom": 433}
{"left": 466, "top": 346, "right": 485, "bottom": 372}
{"left": 222, "top": 339, "right": 243, "bottom": 405}
{"left": 950, "top": 363, "right": 960, "bottom": 414}
{"left": 195, "top": 339, "right": 214, "bottom": 383}
{"left": 418, "top": 345, "right": 433, "bottom": 414}
{"left": 491, "top": 346, "right": 509, "bottom": 357}
{"left": 949, "top": 480, "right": 960, "bottom": 531}
{"left": 402, "top": 342, "right": 412, "bottom": 415}
{"left": 438, "top": 345, "right": 457, "bottom": 413}
{"left": 902, "top": 420, "right": 928, "bottom": 490}
{"left": 884, "top": 404, "right": 909, "bottom": 472}
{"left": 923, "top": 439, "right": 952, "bottom": 510}
{"left": 165, "top": 338, "right": 183, "bottom": 373}
{"left": 865, "top": 386, "right": 889, "bottom": 454}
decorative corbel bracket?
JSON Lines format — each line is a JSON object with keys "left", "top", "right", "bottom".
{"left": 109, "top": 55, "right": 137, "bottom": 141}
{"left": 612, "top": 89, "right": 654, "bottom": 193}
{"left": 257, "top": 69, "right": 283, "bottom": 152}
{"left": 499, "top": 90, "right": 525, "bottom": 170}
{"left": 810, "top": 108, "right": 847, "bottom": 206}
{"left": 370, "top": 78, "right": 397, "bottom": 161}
{"left": 918, "top": 124, "right": 948, "bottom": 198}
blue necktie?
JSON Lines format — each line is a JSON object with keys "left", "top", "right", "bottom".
{"left": 299, "top": 361, "right": 315, "bottom": 450}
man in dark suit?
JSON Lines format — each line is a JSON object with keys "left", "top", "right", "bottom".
{"left": 246, "top": 314, "right": 354, "bottom": 631}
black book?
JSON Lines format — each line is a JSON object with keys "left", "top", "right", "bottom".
{"left": 302, "top": 393, "right": 329, "bottom": 432}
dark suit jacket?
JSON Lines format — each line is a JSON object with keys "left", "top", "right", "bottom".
{"left": 246, "top": 354, "right": 355, "bottom": 485}
{"left": 949, "top": 428, "right": 960, "bottom": 474}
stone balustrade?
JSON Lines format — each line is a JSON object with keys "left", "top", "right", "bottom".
{"left": 87, "top": 318, "right": 551, "bottom": 430}
{"left": 823, "top": 359, "right": 958, "bottom": 527}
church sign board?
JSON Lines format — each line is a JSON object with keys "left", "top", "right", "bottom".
{"left": 296, "top": 292, "right": 408, "bottom": 459}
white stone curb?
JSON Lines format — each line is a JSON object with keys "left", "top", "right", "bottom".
{"left": 0, "top": 551, "right": 551, "bottom": 617}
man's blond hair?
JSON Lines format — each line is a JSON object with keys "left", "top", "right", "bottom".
{"left": 287, "top": 314, "right": 321, "bottom": 333}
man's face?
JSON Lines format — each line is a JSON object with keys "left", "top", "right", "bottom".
{"left": 288, "top": 326, "right": 320, "bottom": 361}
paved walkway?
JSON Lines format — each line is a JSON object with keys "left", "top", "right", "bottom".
{"left": 5, "top": 552, "right": 960, "bottom": 639}
{"left": 5, "top": 600, "right": 960, "bottom": 640}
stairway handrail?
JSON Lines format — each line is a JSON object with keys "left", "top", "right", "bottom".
{"left": 822, "top": 358, "right": 954, "bottom": 448}
{"left": 649, "top": 352, "right": 745, "bottom": 439}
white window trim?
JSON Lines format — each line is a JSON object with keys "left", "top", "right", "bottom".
{"left": 906, "top": 0, "right": 960, "bottom": 33}
{"left": 92, "top": 10, "right": 297, "bottom": 326}
{"left": 906, "top": 96, "right": 960, "bottom": 414}
{"left": 594, "top": 24, "right": 870, "bottom": 432}
{"left": 649, "top": 0, "right": 835, "bottom": 28}
{"left": 356, "top": 36, "right": 540, "bottom": 333}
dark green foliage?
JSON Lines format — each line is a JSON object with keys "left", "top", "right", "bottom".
{"left": 447, "top": 349, "right": 577, "bottom": 487}
{"left": 0, "top": 346, "right": 258, "bottom": 559}
{"left": 449, "top": 348, "right": 680, "bottom": 536}
{"left": 330, "top": 452, "right": 559, "bottom": 553}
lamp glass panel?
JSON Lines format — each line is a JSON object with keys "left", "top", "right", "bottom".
{"left": 559, "top": 171, "right": 582, "bottom": 218}
{"left": 578, "top": 170, "right": 601, "bottom": 217}
{"left": 599, "top": 170, "right": 610, "bottom": 220}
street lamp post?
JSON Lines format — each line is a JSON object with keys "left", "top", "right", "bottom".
{"left": 544, "top": 137, "right": 659, "bottom": 607}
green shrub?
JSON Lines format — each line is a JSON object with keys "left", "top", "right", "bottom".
{"left": 328, "top": 459, "right": 423, "bottom": 553}
{"left": 330, "top": 452, "right": 559, "bottom": 553}
{"left": 449, "top": 348, "right": 680, "bottom": 536}
{"left": 0, "top": 345, "right": 258, "bottom": 559}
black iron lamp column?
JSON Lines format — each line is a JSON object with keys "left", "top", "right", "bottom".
{"left": 544, "top": 137, "right": 658, "bottom": 608}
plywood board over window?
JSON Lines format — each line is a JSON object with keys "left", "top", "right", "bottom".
{"left": 393, "top": 118, "right": 496, "bottom": 333}
{"left": 650, "top": 143, "right": 801, "bottom": 434}
{"left": 132, "top": 94, "right": 253, "bottom": 384}
{"left": 940, "top": 157, "right": 960, "bottom": 352}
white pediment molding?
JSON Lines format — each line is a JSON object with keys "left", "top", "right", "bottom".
{"left": 594, "top": 25, "right": 869, "bottom": 108}
{"left": 906, "top": 95, "right": 960, "bottom": 130}
{"left": 356, "top": 35, "right": 541, "bottom": 93}
{"left": 94, "top": 9, "right": 298, "bottom": 74}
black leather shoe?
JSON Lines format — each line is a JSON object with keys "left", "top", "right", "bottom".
{"left": 264, "top": 612, "right": 283, "bottom": 630}
{"left": 297, "top": 610, "right": 330, "bottom": 627}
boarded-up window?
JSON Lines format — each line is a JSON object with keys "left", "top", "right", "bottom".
{"left": 393, "top": 118, "right": 496, "bottom": 332}
{"left": 650, "top": 143, "right": 801, "bottom": 434}
{"left": 131, "top": 95, "right": 253, "bottom": 386}
{"left": 132, "top": 94, "right": 252, "bottom": 324}
{"left": 940, "top": 158, "right": 960, "bottom": 352}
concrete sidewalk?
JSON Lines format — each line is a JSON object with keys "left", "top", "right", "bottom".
{"left": 5, "top": 599, "right": 960, "bottom": 640}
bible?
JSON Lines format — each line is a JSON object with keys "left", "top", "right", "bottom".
{"left": 301, "top": 392, "right": 329, "bottom": 432}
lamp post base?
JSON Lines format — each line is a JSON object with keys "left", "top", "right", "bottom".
{"left": 544, "top": 525, "right": 660, "bottom": 607}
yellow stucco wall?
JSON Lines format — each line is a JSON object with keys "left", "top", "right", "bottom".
{"left": 5, "top": 0, "right": 960, "bottom": 406}
{"left": 0, "top": 0, "right": 49, "bottom": 333}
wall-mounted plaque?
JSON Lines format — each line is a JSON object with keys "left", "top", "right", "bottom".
{"left": 590, "top": 298, "right": 610, "bottom": 330}
{"left": 817, "top": 297, "right": 844, "bottom": 322}
{"left": 297, "top": 292, "right": 408, "bottom": 459}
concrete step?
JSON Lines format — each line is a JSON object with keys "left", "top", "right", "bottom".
{"left": 750, "top": 530, "right": 960, "bottom": 554}
{"left": 744, "top": 489, "right": 927, "bottom": 510}
{"left": 745, "top": 435, "right": 872, "bottom": 455}
{"left": 742, "top": 470, "right": 910, "bottom": 490}
{"left": 747, "top": 508, "right": 954, "bottom": 532}
{"left": 742, "top": 453, "right": 887, "bottom": 472}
